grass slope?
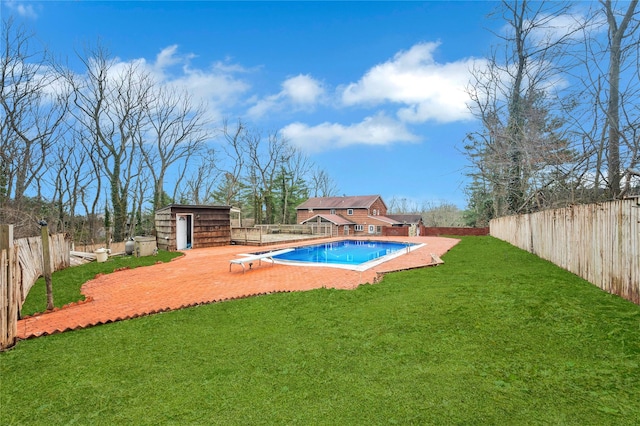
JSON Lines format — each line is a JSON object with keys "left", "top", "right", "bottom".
{"left": 1, "top": 237, "right": 639, "bottom": 424}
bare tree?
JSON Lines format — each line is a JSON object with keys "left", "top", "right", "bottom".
{"left": 465, "top": 0, "right": 580, "bottom": 218}
{"left": 67, "top": 44, "right": 152, "bottom": 241}
{"left": 560, "top": 0, "right": 639, "bottom": 200}
{"left": 421, "top": 201, "right": 464, "bottom": 227}
{"left": 213, "top": 121, "right": 335, "bottom": 221}
{"left": 181, "top": 148, "right": 221, "bottom": 205}
{"left": 278, "top": 148, "right": 311, "bottom": 224}
{"left": 388, "top": 196, "right": 420, "bottom": 214}
{"left": 244, "top": 129, "right": 293, "bottom": 223}
{"left": 602, "top": 0, "right": 638, "bottom": 197}
{"left": 212, "top": 119, "right": 247, "bottom": 206}
{"left": 48, "top": 130, "right": 95, "bottom": 235}
{"left": 0, "top": 18, "right": 68, "bottom": 207}
{"left": 128, "top": 162, "right": 153, "bottom": 237}
{"left": 78, "top": 128, "right": 105, "bottom": 243}
{"left": 309, "top": 167, "right": 339, "bottom": 197}
{"left": 139, "top": 85, "right": 211, "bottom": 211}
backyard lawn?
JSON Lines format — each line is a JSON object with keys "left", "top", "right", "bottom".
{"left": 1, "top": 236, "right": 639, "bottom": 424}
{"left": 20, "top": 250, "right": 183, "bottom": 316}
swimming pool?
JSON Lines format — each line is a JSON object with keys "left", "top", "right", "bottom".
{"left": 266, "top": 239, "right": 424, "bottom": 271}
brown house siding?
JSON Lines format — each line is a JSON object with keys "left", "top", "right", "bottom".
{"left": 298, "top": 209, "right": 388, "bottom": 234}
{"left": 297, "top": 196, "right": 392, "bottom": 236}
{"left": 369, "top": 198, "right": 387, "bottom": 216}
{"left": 297, "top": 209, "right": 317, "bottom": 223}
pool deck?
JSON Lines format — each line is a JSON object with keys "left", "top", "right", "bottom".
{"left": 17, "top": 236, "right": 460, "bottom": 340}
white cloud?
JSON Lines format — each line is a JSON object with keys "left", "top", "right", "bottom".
{"left": 282, "top": 74, "right": 325, "bottom": 104}
{"left": 248, "top": 97, "right": 276, "bottom": 119}
{"left": 340, "top": 42, "right": 477, "bottom": 123}
{"left": 153, "top": 45, "right": 184, "bottom": 72}
{"left": 5, "top": 1, "right": 38, "bottom": 19}
{"left": 212, "top": 59, "right": 253, "bottom": 74}
{"left": 171, "top": 68, "right": 249, "bottom": 105}
{"left": 146, "top": 46, "right": 251, "bottom": 120}
{"left": 524, "top": 12, "right": 596, "bottom": 44}
{"left": 70, "top": 46, "right": 250, "bottom": 124}
{"left": 281, "top": 113, "right": 420, "bottom": 153}
{"left": 248, "top": 74, "right": 325, "bottom": 118}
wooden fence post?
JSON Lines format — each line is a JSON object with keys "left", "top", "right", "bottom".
{"left": 1, "top": 224, "right": 18, "bottom": 351}
{"left": 0, "top": 224, "right": 11, "bottom": 253}
{"left": 40, "top": 222, "right": 54, "bottom": 311}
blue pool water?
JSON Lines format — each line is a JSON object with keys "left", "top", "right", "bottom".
{"left": 270, "top": 240, "right": 416, "bottom": 267}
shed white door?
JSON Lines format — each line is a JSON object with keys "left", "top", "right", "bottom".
{"left": 176, "top": 215, "right": 189, "bottom": 250}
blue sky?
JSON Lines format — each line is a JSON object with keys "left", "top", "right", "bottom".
{"left": 1, "top": 1, "right": 504, "bottom": 209}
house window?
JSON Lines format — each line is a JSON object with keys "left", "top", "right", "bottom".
{"left": 347, "top": 209, "right": 353, "bottom": 215}
{"left": 331, "top": 209, "right": 336, "bottom": 215}
{"left": 368, "top": 225, "right": 375, "bottom": 234}
{"left": 354, "top": 225, "right": 364, "bottom": 231}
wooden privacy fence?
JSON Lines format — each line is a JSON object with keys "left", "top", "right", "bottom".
{"left": 1, "top": 226, "right": 71, "bottom": 350}
{"left": 490, "top": 198, "right": 639, "bottom": 305}
{"left": 15, "top": 233, "right": 71, "bottom": 303}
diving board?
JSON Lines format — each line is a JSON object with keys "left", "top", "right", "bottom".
{"left": 229, "top": 248, "right": 294, "bottom": 273}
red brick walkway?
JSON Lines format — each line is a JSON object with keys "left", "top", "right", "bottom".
{"left": 17, "top": 236, "right": 459, "bottom": 339}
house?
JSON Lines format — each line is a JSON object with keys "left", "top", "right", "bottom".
{"left": 296, "top": 195, "right": 401, "bottom": 236}
{"left": 155, "top": 204, "right": 232, "bottom": 251}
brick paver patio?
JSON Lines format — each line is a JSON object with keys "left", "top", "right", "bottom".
{"left": 17, "top": 236, "right": 459, "bottom": 339}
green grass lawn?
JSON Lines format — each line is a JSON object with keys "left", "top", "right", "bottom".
{"left": 2, "top": 237, "right": 639, "bottom": 425}
{"left": 20, "top": 250, "right": 183, "bottom": 316}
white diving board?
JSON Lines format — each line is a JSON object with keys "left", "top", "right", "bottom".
{"left": 229, "top": 248, "right": 294, "bottom": 273}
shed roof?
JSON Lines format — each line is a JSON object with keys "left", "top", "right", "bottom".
{"left": 297, "top": 195, "right": 384, "bottom": 210}
{"left": 155, "top": 204, "right": 231, "bottom": 213}
{"left": 387, "top": 214, "right": 423, "bottom": 224}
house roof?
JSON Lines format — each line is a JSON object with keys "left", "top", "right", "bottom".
{"left": 300, "top": 214, "right": 355, "bottom": 226}
{"left": 371, "top": 215, "right": 402, "bottom": 225}
{"left": 387, "top": 214, "right": 423, "bottom": 224}
{"left": 297, "top": 195, "right": 384, "bottom": 210}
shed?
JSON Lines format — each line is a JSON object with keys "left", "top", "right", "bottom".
{"left": 386, "top": 214, "right": 425, "bottom": 237}
{"left": 155, "top": 204, "right": 232, "bottom": 251}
